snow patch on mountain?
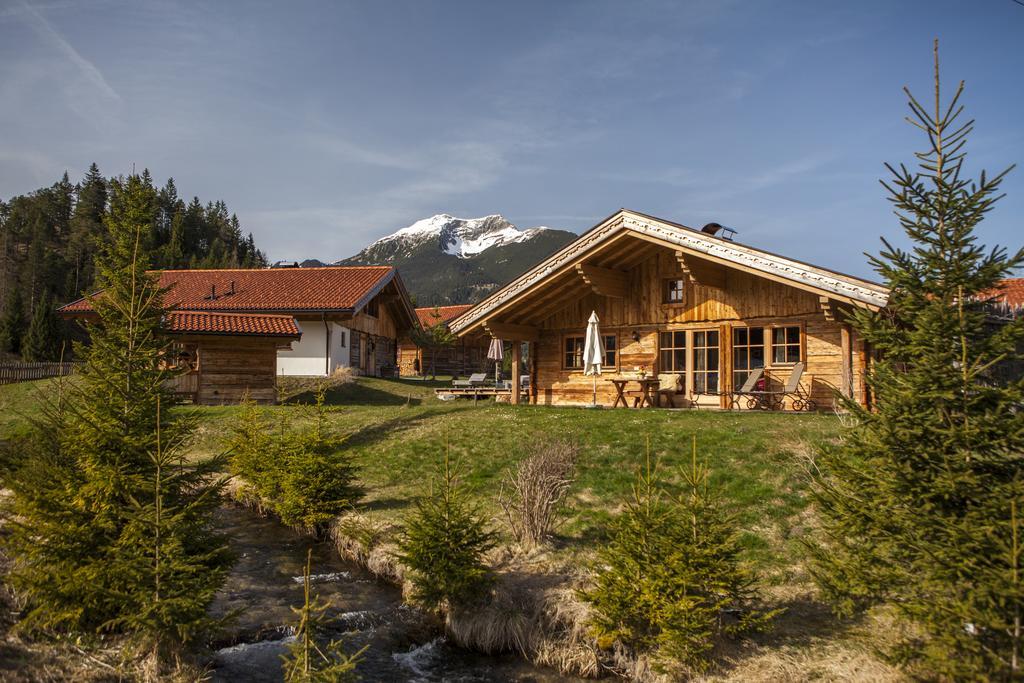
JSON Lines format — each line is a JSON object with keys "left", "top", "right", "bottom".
{"left": 365, "top": 214, "right": 555, "bottom": 259}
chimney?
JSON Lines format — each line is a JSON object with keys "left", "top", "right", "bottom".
{"left": 228, "top": 280, "right": 236, "bottom": 295}
{"left": 209, "top": 284, "right": 217, "bottom": 300}
{"left": 701, "top": 222, "right": 737, "bottom": 241}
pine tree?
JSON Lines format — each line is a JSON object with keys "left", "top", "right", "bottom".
{"left": 21, "top": 290, "right": 62, "bottom": 362}
{"left": 67, "top": 163, "right": 107, "bottom": 296}
{"left": 584, "top": 439, "right": 776, "bottom": 672}
{"left": 808, "top": 43, "right": 1024, "bottom": 679}
{"left": 408, "top": 307, "right": 457, "bottom": 379}
{"left": 280, "top": 548, "right": 365, "bottom": 682}
{"left": 0, "top": 174, "right": 232, "bottom": 670}
{"left": 396, "top": 441, "right": 496, "bottom": 613}
{"left": 0, "top": 286, "right": 25, "bottom": 355}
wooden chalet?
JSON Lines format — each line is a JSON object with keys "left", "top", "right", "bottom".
{"left": 449, "top": 209, "right": 890, "bottom": 410}
{"left": 397, "top": 305, "right": 491, "bottom": 377}
{"left": 60, "top": 265, "right": 418, "bottom": 404}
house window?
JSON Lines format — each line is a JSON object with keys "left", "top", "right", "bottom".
{"left": 664, "top": 279, "right": 686, "bottom": 304}
{"left": 364, "top": 298, "right": 379, "bottom": 317}
{"left": 692, "top": 329, "right": 720, "bottom": 394}
{"left": 564, "top": 336, "right": 584, "bottom": 370}
{"left": 772, "top": 326, "right": 801, "bottom": 364}
{"left": 603, "top": 334, "right": 617, "bottom": 368}
{"left": 732, "top": 327, "right": 765, "bottom": 387}
{"left": 658, "top": 330, "right": 687, "bottom": 375}
{"left": 338, "top": 330, "right": 347, "bottom": 348}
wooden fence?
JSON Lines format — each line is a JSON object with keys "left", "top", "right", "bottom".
{"left": 0, "top": 362, "right": 83, "bottom": 385}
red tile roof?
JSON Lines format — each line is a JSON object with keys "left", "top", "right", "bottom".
{"left": 415, "top": 304, "right": 473, "bottom": 328}
{"left": 60, "top": 266, "right": 398, "bottom": 314}
{"left": 984, "top": 278, "right": 1024, "bottom": 308}
{"left": 164, "top": 311, "right": 300, "bottom": 337}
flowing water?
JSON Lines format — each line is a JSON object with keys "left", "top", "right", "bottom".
{"left": 209, "top": 506, "right": 578, "bottom": 682}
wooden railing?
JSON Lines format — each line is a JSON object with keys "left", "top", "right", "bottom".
{"left": 0, "top": 361, "right": 83, "bottom": 385}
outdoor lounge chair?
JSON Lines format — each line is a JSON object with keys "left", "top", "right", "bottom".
{"left": 741, "top": 363, "right": 816, "bottom": 411}
{"left": 729, "top": 368, "right": 764, "bottom": 409}
{"left": 452, "top": 372, "right": 488, "bottom": 388}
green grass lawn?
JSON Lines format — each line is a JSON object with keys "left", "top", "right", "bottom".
{"left": 1, "top": 375, "right": 839, "bottom": 581}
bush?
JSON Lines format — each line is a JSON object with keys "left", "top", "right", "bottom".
{"left": 583, "top": 439, "right": 777, "bottom": 673}
{"left": 498, "top": 439, "right": 578, "bottom": 548}
{"left": 227, "top": 384, "right": 362, "bottom": 536}
{"left": 397, "top": 449, "right": 497, "bottom": 613}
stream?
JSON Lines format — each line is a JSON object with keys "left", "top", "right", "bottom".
{"left": 209, "top": 506, "right": 577, "bottom": 682}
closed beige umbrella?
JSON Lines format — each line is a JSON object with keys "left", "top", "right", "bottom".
{"left": 487, "top": 337, "right": 504, "bottom": 384}
{"left": 582, "top": 311, "right": 605, "bottom": 407}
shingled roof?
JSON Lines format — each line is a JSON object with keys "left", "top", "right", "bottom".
{"left": 60, "top": 266, "right": 414, "bottom": 322}
{"left": 164, "top": 311, "right": 301, "bottom": 337}
{"left": 415, "top": 304, "right": 473, "bottom": 328}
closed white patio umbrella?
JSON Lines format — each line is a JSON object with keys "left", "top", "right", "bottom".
{"left": 487, "top": 337, "right": 504, "bottom": 384}
{"left": 582, "top": 311, "right": 605, "bottom": 407}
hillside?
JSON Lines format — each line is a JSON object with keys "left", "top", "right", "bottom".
{"left": 336, "top": 214, "right": 576, "bottom": 306}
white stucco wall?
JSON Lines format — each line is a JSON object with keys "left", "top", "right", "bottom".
{"left": 276, "top": 319, "right": 354, "bottom": 376}
{"left": 328, "top": 323, "right": 351, "bottom": 372}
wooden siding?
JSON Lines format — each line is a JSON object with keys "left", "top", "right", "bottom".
{"left": 191, "top": 337, "right": 280, "bottom": 405}
{"left": 397, "top": 338, "right": 492, "bottom": 377}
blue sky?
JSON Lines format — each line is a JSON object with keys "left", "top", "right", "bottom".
{"left": 1, "top": 0, "right": 1021, "bottom": 277}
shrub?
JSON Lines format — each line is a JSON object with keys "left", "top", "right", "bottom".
{"left": 583, "top": 438, "right": 777, "bottom": 673}
{"left": 498, "top": 438, "right": 578, "bottom": 548}
{"left": 396, "top": 448, "right": 497, "bottom": 613}
{"left": 227, "top": 384, "right": 361, "bottom": 536}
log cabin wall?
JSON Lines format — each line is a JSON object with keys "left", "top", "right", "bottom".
{"left": 531, "top": 249, "right": 866, "bottom": 409}
{"left": 397, "top": 339, "right": 492, "bottom": 377}
{"left": 189, "top": 336, "right": 281, "bottom": 405}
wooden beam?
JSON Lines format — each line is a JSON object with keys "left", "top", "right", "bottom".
{"left": 482, "top": 320, "right": 539, "bottom": 342}
{"left": 819, "top": 296, "right": 835, "bottom": 322}
{"left": 575, "top": 263, "right": 628, "bottom": 298}
{"left": 511, "top": 342, "right": 522, "bottom": 405}
{"left": 841, "top": 323, "right": 853, "bottom": 398}
{"left": 674, "top": 250, "right": 727, "bottom": 288}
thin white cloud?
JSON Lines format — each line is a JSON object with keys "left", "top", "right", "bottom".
{"left": 16, "top": 0, "right": 119, "bottom": 101}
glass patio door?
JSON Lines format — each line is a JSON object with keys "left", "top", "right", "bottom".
{"left": 692, "top": 329, "right": 720, "bottom": 396}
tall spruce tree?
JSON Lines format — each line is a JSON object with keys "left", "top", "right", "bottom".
{"left": 21, "top": 290, "right": 62, "bottom": 362}
{"left": 0, "top": 286, "right": 25, "bottom": 355}
{"left": 1, "top": 174, "right": 232, "bottom": 671}
{"left": 808, "top": 43, "right": 1024, "bottom": 679}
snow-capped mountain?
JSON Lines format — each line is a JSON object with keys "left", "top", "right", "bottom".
{"left": 336, "top": 214, "right": 576, "bottom": 306}
{"left": 358, "top": 214, "right": 558, "bottom": 260}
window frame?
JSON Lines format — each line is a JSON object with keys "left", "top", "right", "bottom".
{"left": 563, "top": 334, "right": 585, "bottom": 371}
{"left": 662, "top": 278, "right": 687, "bottom": 305}
{"left": 732, "top": 325, "right": 766, "bottom": 388}
{"left": 770, "top": 324, "right": 803, "bottom": 366}
{"left": 602, "top": 333, "right": 618, "bottom": 370}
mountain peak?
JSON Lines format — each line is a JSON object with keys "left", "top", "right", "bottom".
{"left": 365, "top": 213, "right": 548, "bottom": 259}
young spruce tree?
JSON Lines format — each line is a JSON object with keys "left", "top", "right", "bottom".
{"left": 396, "top": 438, "right": 496, "bottom": 614}
{"left": 280, "top": 548, "right": 365, "bottom": 682}
{"left": 584, "top": 438, "right": 775, "bottom": 673}
{"left": 808, "top": 43, "right": 1024, "bottom": 679}
{"left": 1, "top": 174, "right": 232, "bottom": 672}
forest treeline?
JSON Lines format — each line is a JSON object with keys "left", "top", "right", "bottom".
{"left": 0, "top": 164, "right": 267, "bottom": 360}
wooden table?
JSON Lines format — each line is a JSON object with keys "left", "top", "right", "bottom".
{"left": 607, "top": 378, "right": 660, "bottom": 408}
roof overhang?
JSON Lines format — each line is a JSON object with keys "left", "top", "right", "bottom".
{"left": 450, "top": 209, "right": 889, "bottom": 336}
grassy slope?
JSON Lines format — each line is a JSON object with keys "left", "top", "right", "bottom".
{"left": 0, "top": 377, "right": 898, "bottom": 680}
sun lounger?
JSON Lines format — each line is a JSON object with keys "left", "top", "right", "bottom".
{"left": 452, "top": 372, "right": 488, "bottom": 388}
